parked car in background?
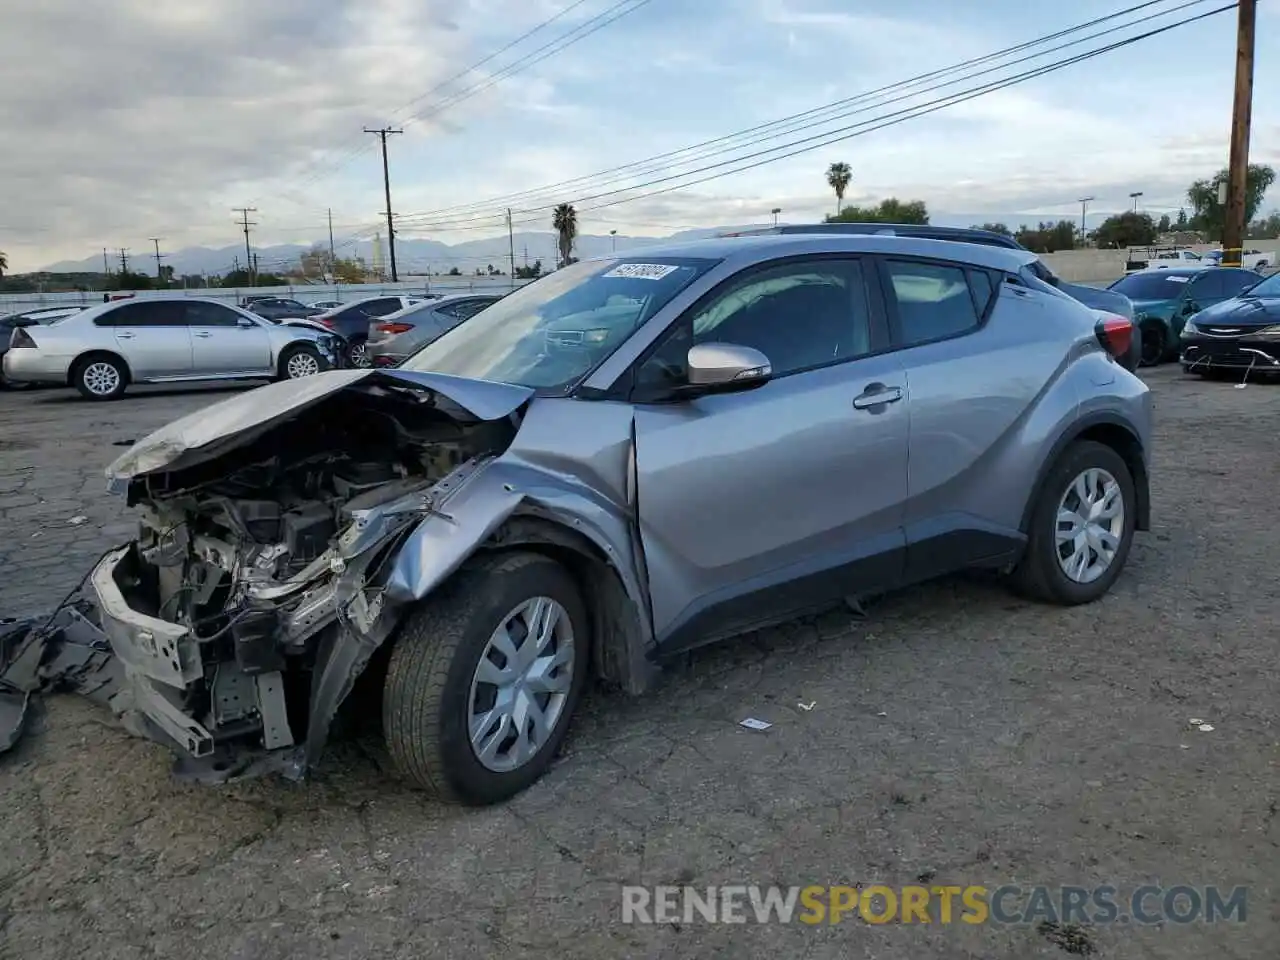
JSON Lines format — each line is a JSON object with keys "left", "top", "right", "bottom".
{"left": 1123, "top": 247, "right": 1202, "bottom": 273}
{"left": 1198, "top": 248, "right": 1274, "bottom": 272}
{"left": 96, "top": 234, "right": 1150, "bottom": 804}
{"left": 365, "top": 293, "right": 503, "bottom": 367}
{"left": 0, "top": 306, "right": 86, "bottom": 388}
{"left": 312, "top": 295, "right": 426, "bottom": 366}
{"left": 1181, "top": 269, "right": 1280, "bottom": 378}
{"left": 2, "top": 296, "right": 343, "bottom": 400}
{"left": 724, "top": 223, "right": 1141, "bottom": 371}
{"left": 309, "top": 299, "right": 344, "bottom": 310}
{"left": 1107, "top": 266, "right": 1261, "bottom": 365}
{"left": 246, "top": 297, "right": 325, "bottom": 322}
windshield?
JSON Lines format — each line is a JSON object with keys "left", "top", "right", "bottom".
{"left": 401, "top": 256, "right": 717, "bottom": 390}
{"left": 1109, "top": 272, "right": 1195, "bottom": 301}
{"left": 1245, "top": 273, "right": 1279, "bottom": 297}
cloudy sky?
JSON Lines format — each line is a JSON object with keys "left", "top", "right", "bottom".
{"left": 1, "top": 0, "right": 1277, "bottom": 271}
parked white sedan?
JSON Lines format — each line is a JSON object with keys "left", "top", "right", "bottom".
{"left": 2, "top": 296, "right": 344, "bottom": 400}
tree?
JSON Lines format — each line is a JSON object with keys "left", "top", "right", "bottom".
{"left": 1093, "top": 211, "right": 1157, "bottom": 249}
{"left": 1157, "top": 213, "right": 1171, "bottom": 233}
{"left": 825, "top": 197, "right": 929, "bottom": 225}
{"left": 1249, "top": 211, "right": 1280, "bottom": 239}
{"left": 179, "top": 274, "right": 206, "bottom": 288}
{"left": 158, "top": 265, "right": 175, "bottom": 287}
{"left": 553, "top": 203, "right": 578, "bottom": 267}
{"left": 514, "top": 260, "right": 543, "bottom": 280}
{"left": 970, "top": 222, "right": 1012, "bottom": 236}
{"left": 826, "top": 162, "right": 852, "bottom": 217}
{"left": 332, "top": 258, "right": 366, "bottom": 284}
{"left": 1013, "top": 220, "right": 1076, "bottom": 254}
{"left": 1176, "top": 208, "right": 1189, "bottom": 228}
{"left": 448, "top": 266, "right": 461, "bottom": 276}
{"left": 0, "top": 250, "right": 7, "bottom": 277}
{"left": 109, "top": 269, "right": 153, "bottom": 291}
{"left": 299, "top": 244, "right": 336, "bottom": 281}
{"left": 1186, "top": 164, "right": 1277, "bottom": 240}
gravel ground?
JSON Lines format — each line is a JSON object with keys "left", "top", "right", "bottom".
{"left": 0, "top": 369, "right": 1276, "bottom": 959}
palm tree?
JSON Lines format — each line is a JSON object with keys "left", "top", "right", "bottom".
{"left": 552, "top": 203, "right": 578, "bottom": 268}
{"left": 826, "top": 162, "right": 852, "bottom": 217}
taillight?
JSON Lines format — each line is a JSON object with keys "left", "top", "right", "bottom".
{"left": 376, "top": 322, "right": 414, "bottom": 335}
{"left": 9, "top": 328, "right": 36, "bottom": 349}
{"left": 317, "top": 317, "right": 336, "bottom": 329}
{"left": 1095, "top": 314, "right": 1133, "bottom": 360}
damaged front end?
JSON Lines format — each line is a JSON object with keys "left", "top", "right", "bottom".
{"left": 89, "top": 371, "right": 529, "bottom": 782}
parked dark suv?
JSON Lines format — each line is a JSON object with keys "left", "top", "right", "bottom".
{"left": 723, "top": 223, "right": 1140, "bottom": 371}
{"left": 245, "top": 297, "right": 325, "bottom": 322}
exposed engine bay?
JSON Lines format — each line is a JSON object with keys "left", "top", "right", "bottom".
{"left": 101, "top": 381, "right": 517, "bottom": 772}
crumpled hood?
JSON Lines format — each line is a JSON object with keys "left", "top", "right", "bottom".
{"left": 1190, "top": 296, "right": 1280, "bottom": 327}
{"left": 106, "top": 369, "right": 534, "bottom": 480}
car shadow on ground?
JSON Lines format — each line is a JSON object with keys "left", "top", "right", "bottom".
{"left": 32, "top": 382, "right": 262, "bottom": 405}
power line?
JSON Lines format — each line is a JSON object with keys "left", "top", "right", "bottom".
{"left": 382, "top": 1, "right": 1234, "bottom": 240}
{"left": 392, "top": 0, "right": 1222, "bottom": 230}
{"left": 281, "top": 0, "right": 648, "bottom": 202}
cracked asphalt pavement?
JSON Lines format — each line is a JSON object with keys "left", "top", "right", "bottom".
{"left": 0, "top": 371, "right": 1276, "bottom": 959}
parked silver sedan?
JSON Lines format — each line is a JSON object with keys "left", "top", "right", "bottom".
{"left": 2, "top": 296, "right": 343, "bottom": 400}
{"left": 365, "top": 293, "right": 504, "bottom": 367}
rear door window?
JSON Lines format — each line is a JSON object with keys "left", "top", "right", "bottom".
{"left": 883, "top": 260, "right": 983, "bottom": 347}
{"left": 96, "top": 301, "right": 186, "bottom": 327}
{"left": 360, "top": 298, "right": 404, "bottom": 318}
{"left": 185, "top": 302, "right": 245, "bottom": 326}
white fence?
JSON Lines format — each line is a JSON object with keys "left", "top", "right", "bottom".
{"left": 0, "top": 276, "right": 532, "bottom": 315}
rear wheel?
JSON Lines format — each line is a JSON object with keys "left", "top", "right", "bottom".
{"left": 71, "top": 354, "right": 128, "bottom": 400}
{"left": 347, "top": 337, "right": 369, "bottom": 368}
{"left": 1139, "top": 323, "right": 1166, "bottom": 366}
{"left": 1011, "top": 441, "right": 1136, "bottom": 605}
{"left": 382, "top": 552, "right": 588, "bottom": 805}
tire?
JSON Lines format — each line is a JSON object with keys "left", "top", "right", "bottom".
{"left": 347, "top": 337, "right": 369, "bottom": 368}
{"left": 1138, "top": 323, "right": 1165, "bottom": 367}
{"left": 71, "top": 353, "right": 128, "bottom": 400}
{"left": 1011, "top": 440, "right": 1136, "bottom": 605}
{"left": 382, "top": 551, "right": 589, "bottom": 805}
{"left": 278, "top": 343, "right": 325, "bottom": 380}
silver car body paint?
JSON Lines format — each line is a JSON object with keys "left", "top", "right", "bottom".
{"left": 92, "top": 232, "right": 1152, "bottom": 779}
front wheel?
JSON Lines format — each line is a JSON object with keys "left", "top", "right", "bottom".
{"left": 278, "top": 343, "right": 325, "bottom": 380}
{"left": 1011, "top": 441, "right": 1136, "bottom": 605}
{"left": 382, "top": 552, "right": 589, "bottom": 805}
{"left": 347, "top": 337, "right": 369, "bottom": 368}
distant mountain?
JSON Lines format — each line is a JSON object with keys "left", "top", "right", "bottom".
{"left": 37, "top": 214, "right": 1079, "bottom": 276}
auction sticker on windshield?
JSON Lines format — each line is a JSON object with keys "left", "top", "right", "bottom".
{"left": 604, "top": 263, "right": 679, "bottom": 280}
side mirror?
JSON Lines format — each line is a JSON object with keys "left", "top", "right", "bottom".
{"left": 685, "top": 342, "right": 772, "bottom": 393}
{"left": 237, "top": 317, "right": 257, "bottom": 328}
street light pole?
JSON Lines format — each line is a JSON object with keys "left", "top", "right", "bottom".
{"left": 771, "top": 207, "right": 781, "bottom": 227}
{"left": 1129, "top": 191, "right": 1143, "bottom": 212}
{"left": 609, "top": 229, "right": 617, "bottom": 252}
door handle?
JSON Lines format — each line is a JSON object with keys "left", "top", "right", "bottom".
{"left": 116, "top": 332, "right": 135, "bottom": 339}
{"left": 193, "top": 331, "right": 212, "bottom": 338}
{"left": 852, "top": 384, "right": 903, "bottom": 410}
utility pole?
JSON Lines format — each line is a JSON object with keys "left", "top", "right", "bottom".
{"left": 327, "top": 208, "right": 337, "bottom": 269}
{"left": 149, "top": 238, "right": 165, "bottom": 285}
{"left": 118, "top": 248, "right": 130, "bottom": 274}
{"left": 233, "top": 207, "right": 258, "bottom": 283}
{"left": 364, "top": 127, "right": 403, "bottom": 281}
{"left": 506, "top": 208, "right": 516, "bottom": 281}
{"left": 1077, "top": 197, "right": 1095, "bottom": 244}
{"left": 1222, "top": 0, "right": 1256, "bottom": 266}
{"left": 102, "top": 248, "right": 110, "bottom": 278}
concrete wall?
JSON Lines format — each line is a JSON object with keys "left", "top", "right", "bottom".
{"left": 0, "top": 276, "right": 530, "bottom": 315}
{"left": 1042, "top": 244, "right": 1279, "bottom": 283}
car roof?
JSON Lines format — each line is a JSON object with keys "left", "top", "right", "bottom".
{"left": 592, "top": 232, "right": 1039, "bottom": 273}
{"left": 724, "top": 222, "right": 1027, "bottom": 250}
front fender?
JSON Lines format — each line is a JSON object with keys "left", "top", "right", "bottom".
{"left": 383, "top": 457, "right": 654, "bottom": 641}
